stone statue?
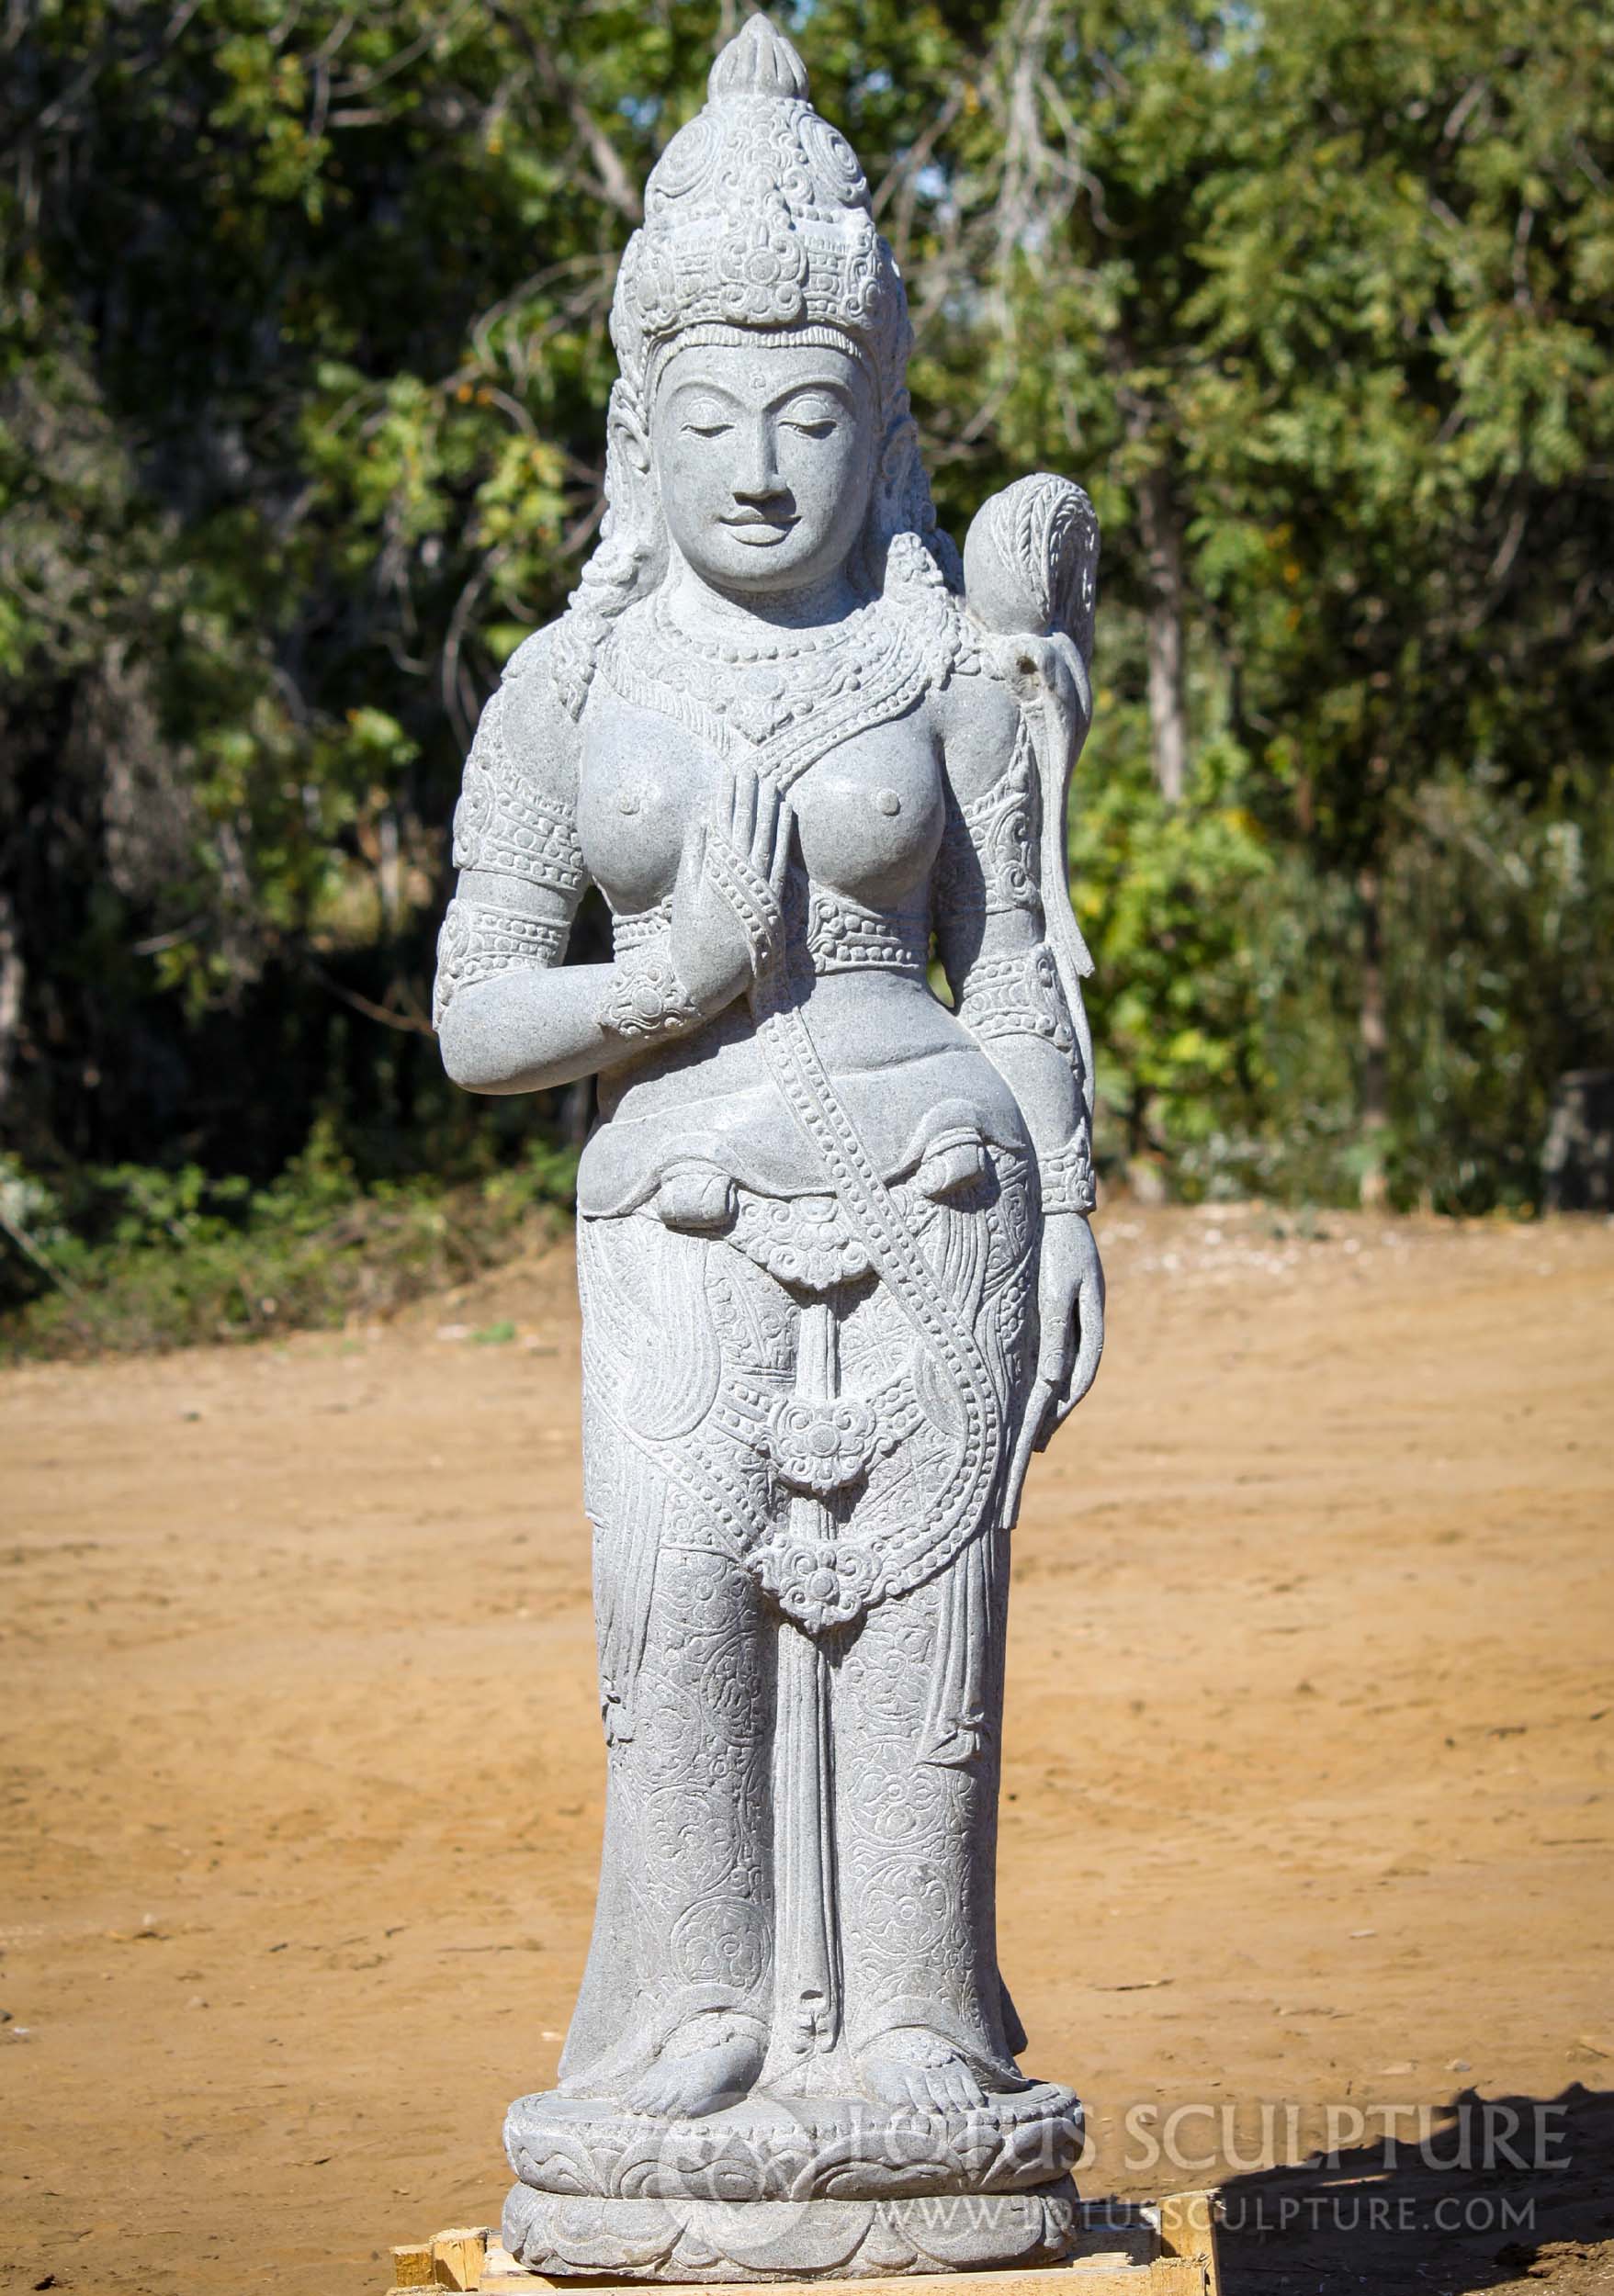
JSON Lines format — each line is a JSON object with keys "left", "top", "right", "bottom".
{"left": 435, "top": 16, "right": 1105, "bottom": 2280}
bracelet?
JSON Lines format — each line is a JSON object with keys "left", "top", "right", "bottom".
{"left": 598, "top": 952, "right": 702, "bottom": 1041}
{"left": 1041, "top": 1131, "right": 1097, "bottom": 1215}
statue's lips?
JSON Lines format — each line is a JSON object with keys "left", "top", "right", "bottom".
{"left": 721, "top": 512, "right": 798, "bottom": 544}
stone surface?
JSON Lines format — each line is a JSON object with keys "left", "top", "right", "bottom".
{"left": 434, "top": 12, "right": 1106, "bottom": 2279}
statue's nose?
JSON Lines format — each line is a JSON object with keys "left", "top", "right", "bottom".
{"left": 731, "top": 420, "right": 784, "bottom": 502}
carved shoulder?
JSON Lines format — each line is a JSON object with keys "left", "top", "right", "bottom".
{"left": 933, "top": 650, "right": 1029, "bottom": 813}
{"left": 451, "top": 619, "right": 585, "bottom": 904}
{"left": 496, "top": 620, "right": 583, "bottom": 802}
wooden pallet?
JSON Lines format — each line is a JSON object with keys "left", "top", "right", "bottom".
{"left": 386, "top": 2194, "right": 1222, "bottom": 2296}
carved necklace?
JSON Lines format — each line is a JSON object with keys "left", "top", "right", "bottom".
{"left": 602, "top": 586, "right": 935, "bottom": 793}
{"left": 648, "top": 586, "right": 881, "bottom": 667}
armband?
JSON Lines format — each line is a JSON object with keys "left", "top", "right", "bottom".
{"left": 434, "top": 897, "right": 568, "bottom": 1028}
{"left": 954, "top": 942, "right": 1075, "bottom": 1055}
{"left": 934, "top": 715, "right": 1041, "bottom": 926}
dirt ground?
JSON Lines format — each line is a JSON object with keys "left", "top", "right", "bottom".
{"left": 3, "top": 1203, "right": 1612, "bottom": 2296}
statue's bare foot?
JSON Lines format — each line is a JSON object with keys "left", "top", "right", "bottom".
{"left": 622, "top": 2021, "right": 765, "bottom": 2120}
{"left": 860, "top": 2028, "right": 989, "bottom": 2115}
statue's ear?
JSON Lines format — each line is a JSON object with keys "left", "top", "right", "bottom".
{"left": 607, "top": 382, "right": 653, "bottom": 481}
{"left": 595, "top": 378, "right": 668, "bottom": 590}
{"left": 872, "top": 409, "right": 920, "bottom": 535}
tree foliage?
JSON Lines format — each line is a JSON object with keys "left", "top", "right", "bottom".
{"left": 2, "top": 0, "right": 1610, "bottom": 1316}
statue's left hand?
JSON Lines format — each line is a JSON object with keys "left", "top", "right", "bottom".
{"left": 1030, "top": 1210, "right": 1105, "bottom": 1450}
{"left": 669, "top": 761, "right": 793, "bottom": 1017}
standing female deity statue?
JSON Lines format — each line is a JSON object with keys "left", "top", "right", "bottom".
{"left": 435, "top": 16, "right": 1105, "bottom": 2281}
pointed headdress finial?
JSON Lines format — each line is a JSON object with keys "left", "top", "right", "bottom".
{"left": 707, "top": 14, "right": 810, "bottom": 102}
{"left": 609, "top": 11, "right": 907, "bottom": 406}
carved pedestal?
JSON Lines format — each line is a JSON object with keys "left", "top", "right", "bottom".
{"left": 500, "top": 2085, "right": 1081, "bottom": 2279}
{"left": 502, "top": 2187, "right": 1077, "bottom": 2285}
{"left": 388, "top": 2192, "right": 1223, "bottom": 2295}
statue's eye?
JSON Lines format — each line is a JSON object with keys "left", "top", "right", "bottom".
{"left": 785, "top": 417, "right": 837, "bottom": 440}
{"left": 684, "top": 418, "right": 732, "bottom": 439}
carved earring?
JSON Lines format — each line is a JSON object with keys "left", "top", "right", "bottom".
{"left": 607, "top": 380, "right": 653, "bottom": 478}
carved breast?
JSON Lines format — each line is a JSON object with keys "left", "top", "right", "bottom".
{"left": 575, "top": 696, "right": 698, "bottom": 918}
{"left": 578, "top": 685, "right": 944, "bottom": 920}
{"left": 791, "top": 720, "right": 943, "bottom": 908}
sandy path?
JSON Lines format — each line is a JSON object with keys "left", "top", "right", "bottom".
{"left": 2, "top": 1206, "right": 1611, "bottom": 2295}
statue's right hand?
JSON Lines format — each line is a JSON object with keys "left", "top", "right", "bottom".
{"left": 670, "top": 761, "right": 794, "bottom": 1017}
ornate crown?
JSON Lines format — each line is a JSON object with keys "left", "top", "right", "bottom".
{"left": 610, "top": 14, "right": 909, "bottom": 402}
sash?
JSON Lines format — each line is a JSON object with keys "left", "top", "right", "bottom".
{"left": 748, "top": 947, "right": 1003, "bottom": 1608}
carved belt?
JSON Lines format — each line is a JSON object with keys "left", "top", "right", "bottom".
{"left": 649, "top": 1133, "right": 989, "bottom": 1295}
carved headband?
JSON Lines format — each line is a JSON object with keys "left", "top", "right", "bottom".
{"left": 645, "top": 321, "right": 877, "bottom": 409}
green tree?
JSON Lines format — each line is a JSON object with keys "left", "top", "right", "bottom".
{"left": 948, "top": 0, "right": 1614, "bottom": 1200}
{"left": 3, "top": 0, "right": 1611, "bottom": 1314}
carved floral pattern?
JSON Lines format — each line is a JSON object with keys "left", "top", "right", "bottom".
{"left": 767, "top": 1394, "right": 878, "bottom": 1496}
{"left": 729, "top": 1194, "right": 872, "bottom": 1291}
{"left": 503, "top": 2083, "right": 1082, "bottom": 2201}
{"left": 599, "top": 953, "right": 701, "bottom": 1040}
{"left": 751, "top": 1526, "right": 881, "bottom": 1631}
{"left": 935, "top": 726, "right": 1040, "bottom": 920}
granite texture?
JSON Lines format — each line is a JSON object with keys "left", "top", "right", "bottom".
{"left": 433, "top": 14, "right": 1106, "bottom": 2279}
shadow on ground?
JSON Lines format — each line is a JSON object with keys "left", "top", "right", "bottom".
{"left": 1215, "top": 2085, "right": 1614, "bottom": 2291}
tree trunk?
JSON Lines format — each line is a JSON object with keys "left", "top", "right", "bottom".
{"left": 1357, "top": 865, "right": 1389, "bottom": 1209}
{"left": 378, "top": 806, "right": 401, "bottom": 932}
{"left": 1137, "top": 464, "right": 1188, "bottom": 805}
{"left": 0, "top": 887, "right": 22, "bottom": 1124}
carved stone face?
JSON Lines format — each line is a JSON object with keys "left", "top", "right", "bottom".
{"left": 651, "top": 338, "right": 876, "bottom": 596}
